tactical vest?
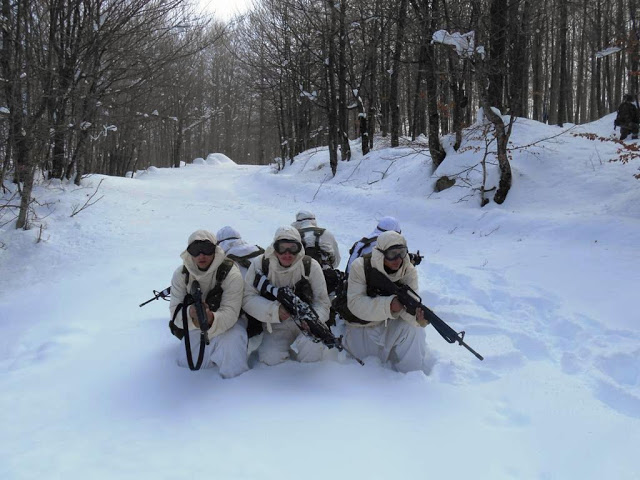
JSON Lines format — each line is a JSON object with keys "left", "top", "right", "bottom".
{"left": 332, "top": 254, "right": 400, "bottom": 325}
{"left": 225, "top": 248, "right": 265, "bottom": 338}
{"left": 168, "top": 258, "right": 234, "bottom": 340}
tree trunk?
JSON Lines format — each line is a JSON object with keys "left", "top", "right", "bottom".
{"left": 326, "top": 0, "right": 339, "bottom": 174}
{"left": 338, "top": 0, "right": 351, "bottom": 161}
{"left": 15, "top": 137, "right": 35, "bottom": 229}
{"left": 391, "top": 0, "right": 408, "bottom": 147}
{"left": 173, "top": 117, "right": 183, "bottom": 168}
{"left": 488, "top": 0, "right": 507, "bottom": 112}
{"left": 629, "top": 0, "right": 640, "bottom": 94}
{"left": 476, "top": 25, "right": 512, "bottom": 205}
{"left": 557, "top": 0, "right": 568, "bottom": 126}
{"left": 575, "top": 0, "right": 588, "bottom": 123}
{"left": 425, "top": 0, "right": 446, "bottom": 168}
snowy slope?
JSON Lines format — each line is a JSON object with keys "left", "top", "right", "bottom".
{"left": 0, "top": 115, "right": 639, "bottom": 479}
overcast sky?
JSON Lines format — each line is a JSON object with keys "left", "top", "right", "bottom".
{"left": 197, "top": 0, "right": 252, "bottom": 19}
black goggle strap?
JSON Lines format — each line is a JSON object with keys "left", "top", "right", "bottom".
{"left": 377, "top": 226, "right": 401, "bottom": 234}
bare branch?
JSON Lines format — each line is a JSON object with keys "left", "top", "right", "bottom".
{"left": 70, "top": 180, "right": 105, "bottom": 218}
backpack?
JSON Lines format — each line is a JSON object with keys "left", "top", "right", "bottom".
{"left": 349, "top": 236, "right": 378, "bottom": 261}
{"left": 331, "top": 254, "right": 393, "bottom": 325}
{"left": 169, "top": 259, "right": 234, "bottom": 340}
{"left": 297, "top": 226, "right": 333, "bottom": 268}
{"left": 226, "top": 247, "right": 265, "bottom": 338}
{"left": 226, "top": 246, "right": 265, "bottom": 269}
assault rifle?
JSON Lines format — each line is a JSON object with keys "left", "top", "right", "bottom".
{"left": 408, "top": 250, "right": 423, "bottom": 266}
{"left": 253, "top": 271, "right": 364, "bottom": 365}
{"left": 368, "top": 269, "right": 484, "bottom": 361}
{"left": 139, "top": 287, "right": 171, "bottom": 307}
{"left": 180, "top": 280, "right": 210, "bottom": 371}
{"left": 190, "top": 280, "right": 211, "bottom": 345}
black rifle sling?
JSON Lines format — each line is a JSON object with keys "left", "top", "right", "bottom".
{"left": 349, "top": 236, "right": 377, "bottom": 259}
{"left": 298, "top": 227, "right": 325, "bottom": 251}
{"left": 177, "top": 259, "right": 234, "bottom": 371}
{"left": 181, "top": 297, "right": 207, "bottom": 370}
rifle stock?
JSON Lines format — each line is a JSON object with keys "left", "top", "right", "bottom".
{"left": 368, "top": 269, "right": 484, "bottom": 361}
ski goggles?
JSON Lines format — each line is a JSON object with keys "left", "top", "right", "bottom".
{"left": 274, "top": 240, "right": 302, "bottom": 255}
{"left": 378, "top": 244, "right": 408, "bottom": 261}
{"left": 187, "top": 240, "right": 216, "bottom": 257}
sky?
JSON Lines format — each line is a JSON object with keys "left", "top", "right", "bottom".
{"left": 0, "top": 111, "right": 639, "bottom": 479}
{"left": 197, "top": 0, "right": 252, "bottom": 20}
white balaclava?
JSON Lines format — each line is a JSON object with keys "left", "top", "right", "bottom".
{"left": 371, "top": 230, "right": 411, "bottom": 280}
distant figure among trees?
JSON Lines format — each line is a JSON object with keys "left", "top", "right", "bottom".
{"left": 615, "top": 94, "right": 639, "bottom": 141}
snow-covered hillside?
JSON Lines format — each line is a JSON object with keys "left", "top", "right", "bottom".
{"left": 1, "top": 115, "right": 639, "bottom": 479}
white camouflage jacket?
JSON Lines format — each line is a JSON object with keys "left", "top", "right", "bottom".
{"left": 169, "top": 230, "right": 244, "bottom": 340}
{"left": 242, "top": 226, "right": 331, "bottom": 332}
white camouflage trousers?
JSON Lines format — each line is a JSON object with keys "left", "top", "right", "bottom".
{"left": 176, "top": 318, "right": 249, "bottom": 378}
{"left": 343, "top": 319, "right": 427, "bottom": 373}
{"left": 258, "top": 318, "right": 324, "bottom": 365}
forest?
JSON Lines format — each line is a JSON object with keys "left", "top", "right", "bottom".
{"left": 1, "top": 0, "right": 639, "bottom": 228}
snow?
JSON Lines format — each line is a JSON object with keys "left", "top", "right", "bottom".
{"left": 432, "top": 29, "right": 484, "bottom": 59}
{"left": 595, "top": 46, "right": 623, "bottom": 59}
{"left": 1, "top": 116, "right": 640, "bottom": 479}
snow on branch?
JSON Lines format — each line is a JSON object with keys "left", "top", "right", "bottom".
{"left": 431, "top": 30, "right": 485, "bottom": 59}
{"left": 300, "top": 86, "right": 318, "bottom": 101}
{"left": 90, "top": 124, "right": 117, "bottom": 141}
{"left": 595, "top": 47, "right": 623, "bottom": 59}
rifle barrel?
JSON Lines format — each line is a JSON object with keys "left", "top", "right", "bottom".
{"left": 340, "top": 342, "right": 365, "bottom": 365}
{"left": 460, "top": 339, "right": 484, "bottom": 361}
{"left": 139, "top": 297, "right": 155, "bottom": 307}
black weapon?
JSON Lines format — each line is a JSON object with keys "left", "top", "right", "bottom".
{"left": 368, "top": 268, "right": 484, "bottom": 361}
{"left": 408, "top": 250, "right": 423, "bottom": 266}
{"left": 253, "top": 271, "right": 364, "bottom": 365}
{"left": 139, "top": 287, "right": 171, "bottom": 307}
{"left": 190, "top": 280, "right": 210, "bottom": 346}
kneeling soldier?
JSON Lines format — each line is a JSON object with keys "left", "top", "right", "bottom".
{"left": 242, "top": 226, "right": 331, "bottom": 366}
{"left": 169, "top": 230, "right": 249, "bottom": 378}
{"left": 344, "top": 231, "right": 429, "bottom": 373}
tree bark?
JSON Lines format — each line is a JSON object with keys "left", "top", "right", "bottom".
{"left": 390, "top": 0, "right": 408, "bottom": 147}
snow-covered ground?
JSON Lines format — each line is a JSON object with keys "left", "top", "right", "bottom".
{"left": 1, "top": 117, "right": 639, "bottom": 479}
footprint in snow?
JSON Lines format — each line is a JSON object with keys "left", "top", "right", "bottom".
{"left": 6, "top": 327, "right": 89, "bottom": 371}
{"left": 485, "top": 402, "right": 531, "bottom": 428}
